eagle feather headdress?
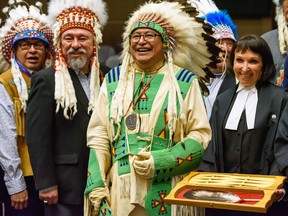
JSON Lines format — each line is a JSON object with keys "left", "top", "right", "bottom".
{"left": 111, "top": 1, "right": 220, "bottom": 142}
{"left": 121, "top": 1, "right": 220, "bottom": 81}
{"left": 48, "top": 0, "right": 108, "bottom": 119}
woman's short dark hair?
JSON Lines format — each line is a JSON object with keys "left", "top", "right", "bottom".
{"left": 229, "top": 34, "right": 276, "bottom": 84}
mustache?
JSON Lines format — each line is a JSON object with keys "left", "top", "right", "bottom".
{"left": 67, "top": 47, "right": 86, "bottom": 54}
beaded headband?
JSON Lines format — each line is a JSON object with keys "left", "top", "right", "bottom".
{"left": 0, "top": 4, "right": 53, "bottom": 68}
{"left": 130, "top": 20, "right": 168, "bottom": 44}
{"left": 12, "top": 30, "right": 49, "bottom": 46}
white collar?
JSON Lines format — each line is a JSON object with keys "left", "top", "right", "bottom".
{"left": 225, "top": 83, "right": 258, "bottom": 130}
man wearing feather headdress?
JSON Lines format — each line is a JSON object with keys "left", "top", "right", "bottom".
{"left": 189, "top": 0, "right": 239, "bottom": 119}
{"left": 262, "top": 0, "right": 287, "bottom": 87}
{"left": 25, "top": 0, "right": 108, "bottom": 215}
{"left": 84, "top": 1, "right": 220, "bottom": 216}
{"left": 0, "top": 1, "right": 54, "bottom": 215}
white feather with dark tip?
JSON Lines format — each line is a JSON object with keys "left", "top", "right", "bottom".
{"left": 273, "top": 0, "right": 281, "bottom": 6}
{"left": 188, "top": 0, "right": 219, "bottom": 16}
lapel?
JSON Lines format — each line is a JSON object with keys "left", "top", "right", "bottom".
{"left": 68, "top": 68, "right": 90, "bottom": 117}
{"left": 216, "top": 84, "right": 237, "bottom": 124}
{"left": 254, "top": 85, "right": 266, "bottom": 128}
{"left": 254, "top": 84, "right": 282, "bottom": 144}
{"left": 254, "top": 84, "right": 278, "bottom": 129}
{"left": 217, "top": 74, "right": 236, "bottom": 96}
{"left": 253, "top": 84, "right": 286, "bottom": 172}
{"left": 212, "top": 84, "right": 238, "bottom": 172}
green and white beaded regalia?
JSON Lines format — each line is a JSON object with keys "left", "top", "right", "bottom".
{"left": 84, "top": 1, "right": 220, "bottom": 216}
{"left": 86, "top": 63, "right": 210, "bottom": 216}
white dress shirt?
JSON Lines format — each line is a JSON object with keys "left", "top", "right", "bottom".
{"left": 0, "top": 84, "right": 26, "bottom": 195}
{"left": 205, "top": 73, "right": 225, "bottom": 119}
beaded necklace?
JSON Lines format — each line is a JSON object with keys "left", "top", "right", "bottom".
{"left": 124, "top": 60, "right": 164, "bottom": 131}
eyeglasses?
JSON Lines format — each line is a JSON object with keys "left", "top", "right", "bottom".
{"left": 130, "top": 33, "right": 161, "bottom": 43}
{"left": 17, "top": 40, "right": 46, "bottom": 50}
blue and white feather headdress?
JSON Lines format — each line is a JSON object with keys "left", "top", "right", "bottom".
{"left": 189, "top": 0, "right": 238, "bottom": 41}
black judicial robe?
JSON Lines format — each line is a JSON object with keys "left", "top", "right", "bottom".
{"left": 199, "top": 82, "right": 288, "bottom": 175}
{"left": 199, "top": 82, "right": 288, "bottom": 216}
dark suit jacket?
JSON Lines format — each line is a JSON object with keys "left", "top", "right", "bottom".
{"left": 217, "top": 73, "right": 236, "bottom": 96}
{"left": 26, "top": 66, "right": 92, "bottom": 205}
{"left": 199, "top": 82, "right": 288, "bottom": 175}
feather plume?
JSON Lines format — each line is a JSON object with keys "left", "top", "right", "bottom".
{"left": 188, "top": 0, "right": 218, "bottom": 16}
{"left": 184, "top": 190, "right": 240, "bottom": 203}
{"left": 273, "top": 0, "right": 282, "bottom": 6}
{"left": 48, "top": 0, "right": 108, "bottom": 29}
{"left": 35, "top": 2, "right": 42, "bottom": 8}
{"left": 2, "top": 7, "right": 9, "bottom": 14}
{"left": 188, "top": 0, "right": 238, "bottom": 41}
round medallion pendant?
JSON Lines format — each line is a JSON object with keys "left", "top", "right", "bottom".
{"left": 125, "top": 113, "right": 137, "bottom": 130}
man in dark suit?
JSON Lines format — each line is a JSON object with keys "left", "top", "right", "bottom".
{"left": 26, "top": 0, "right": 108, "bottom": 215}
{"left": 190, "top": 0, "right": 239, "bottom": 118}
{"left": 204, "top": 11, "right": 238, "bottom": 118}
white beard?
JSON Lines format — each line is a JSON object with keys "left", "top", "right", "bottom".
{"left": 67, "top": 47, "right": 88, "bottom": 71}
{"left": 68, "top": 56, "right": 87, "bottom": 71}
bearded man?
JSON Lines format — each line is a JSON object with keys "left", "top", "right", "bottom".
{"left": 25, "top": 0, "right": 108, "bottom": 215}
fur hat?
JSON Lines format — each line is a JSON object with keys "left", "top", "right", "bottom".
{"left": 48, "top": 0, "right": 108, "bottom": 119}
{"left": 0, "top": 0, "right": 54, "bottom": 111}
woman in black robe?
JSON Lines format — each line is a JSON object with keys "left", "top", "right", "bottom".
{"left": 199, "top": 34, "right": 288, "bottom": 216}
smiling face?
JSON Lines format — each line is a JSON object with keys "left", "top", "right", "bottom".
{"left": 233, "top": 49, "right": 263, "bottom": 87}
{"left": 61, "top": 28, "right": 94, "bottom": 74}
{"left": 215, "top": 38, "right": 235, "bottom": 72}
{"left": 14, "top": 38, "right": 47, "bottom": 71}
{"left": 129, "top": 28, "right": 165, "bottom": 70}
